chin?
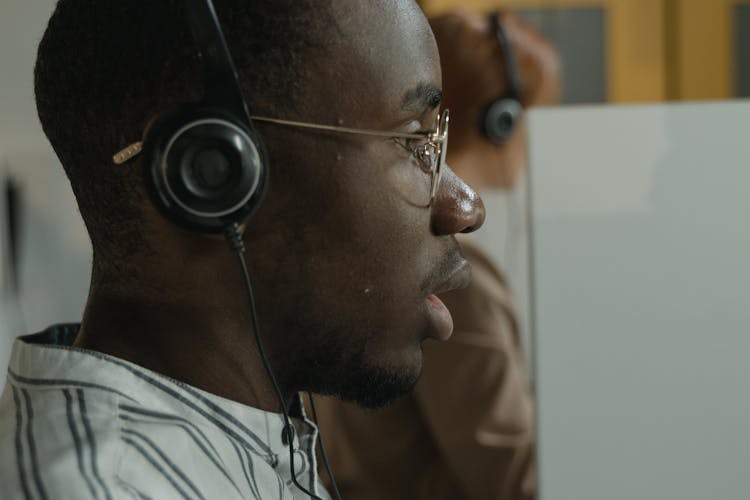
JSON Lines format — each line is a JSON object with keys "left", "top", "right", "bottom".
{"left": 305, "top": 340, "right": 424, "bottom": 410}
{"left": 281, "top": 301, "right": 428, "bottom": 408}
{"left": 337, "top": 356, "right": 422, "bottom": 409}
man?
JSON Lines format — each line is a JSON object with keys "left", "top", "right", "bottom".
{"left": 314, "top": 9, "right": 560, "bottom": 500}
{"left": 0, "top": 1, "right": 484, "bottom": 498}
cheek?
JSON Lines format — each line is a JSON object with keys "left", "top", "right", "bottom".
{"left": 318, "top": 198, "right": 424, "bottom": 296}
{"left": 309, "top": 177, "right": 429, "bottom": 307}
{"left": 322, "top": 142, "right": 429, "bottom": 251}
{"left": 265, "top": 140, "right": 434, "bottom": 312}
{"left": 385, "top": 154, "right": 434, "bottom": 208}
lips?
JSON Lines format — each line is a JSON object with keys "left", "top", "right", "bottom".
{"left": 430, "top": 259, "right": 472, "bottom": 296}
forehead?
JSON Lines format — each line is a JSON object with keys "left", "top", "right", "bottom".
{"left": 311, "top": 0, "right": 441, "bottom": 126}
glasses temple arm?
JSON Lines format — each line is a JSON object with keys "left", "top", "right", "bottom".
{"left": 249, "top": 116, "right": 431, "bottom": 141}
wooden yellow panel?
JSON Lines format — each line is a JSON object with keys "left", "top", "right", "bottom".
{"left": 674, "top": 0, "right": 737, "bottom": 100}
{"left": 608, "top": 0, "right": 666, "bottom": 102}
{"left": 422, "top": 0, "right": 607, "bottom": 15}
{"left": 421, "top": 0, "right": 667, "bottom": 103}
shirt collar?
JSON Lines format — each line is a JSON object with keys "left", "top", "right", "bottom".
{"left": 8, "top": 323, "right": 319, "bottom": 468}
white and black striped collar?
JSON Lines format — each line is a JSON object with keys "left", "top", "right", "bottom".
{"left": 8, "top": 323, "right": 319, "bottom": 469}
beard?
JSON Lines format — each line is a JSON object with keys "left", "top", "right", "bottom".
{"left": 270, "top": 294, "right": 424, "bottom": 410}
{"left": 315, "top": 349, "right": 421, "bottom": 410}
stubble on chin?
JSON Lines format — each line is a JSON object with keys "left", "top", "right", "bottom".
{"left": 278, "top": 313, "right": 422, "bottom": 409}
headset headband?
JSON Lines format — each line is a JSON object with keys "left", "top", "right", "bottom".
{"left": 490, "top": 12, "right": 521, "bottom": 102}
{"left": 186, "top": 0, "right": 253, "bottom": 125}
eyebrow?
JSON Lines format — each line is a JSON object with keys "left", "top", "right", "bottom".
{"left": 402, "top": 83, "right": 443, "bottom": 111}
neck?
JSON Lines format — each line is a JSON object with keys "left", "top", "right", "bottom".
{"left": 75, "top": 278, "right": 292, "bottom": 412}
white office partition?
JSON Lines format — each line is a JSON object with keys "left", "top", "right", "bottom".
{"left": 529, "top": 100, "right": 750, "bottom": 500}
{"left": 530, "top": 101, "right": 750, "bottom": 500}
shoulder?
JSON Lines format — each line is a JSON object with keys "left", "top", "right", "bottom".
{"left": 0, "top": 382, "right": 126, "bottom": 499}
{"left": 114, "top": 402, "right": 309, "bottom": 499}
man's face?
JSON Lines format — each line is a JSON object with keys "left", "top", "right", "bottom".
{"left": 247, "top": 0, "right": 485, "bottom": 408}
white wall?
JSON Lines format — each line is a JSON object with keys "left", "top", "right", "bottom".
{"left": 529, "top": 100, "right": 750, "bottom": 500}
{"left": 0, "top": 0, "right": 57, "bottom": 154}
{"left": 0, "top": 1, "right": 91, "bottom": 386}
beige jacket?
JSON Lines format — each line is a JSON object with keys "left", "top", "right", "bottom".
{"left": 313, "top": 238, "right": 536, "bottom": 500}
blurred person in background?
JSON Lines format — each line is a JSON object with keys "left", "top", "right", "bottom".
{"left": 313, "top": 9, "right": 560, "bottom": 500}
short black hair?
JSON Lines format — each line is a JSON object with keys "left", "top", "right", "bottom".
{"left": 35, "top": 0, "right": 328, "bottom": 283}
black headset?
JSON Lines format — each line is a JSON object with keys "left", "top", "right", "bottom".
{"left": 137, "top": 3, "right": 341, "bottom": 500}
{"left": 481, "top": 12, "right": 523, "bottom": 144}
{"left": 140, "top": 0, "right": 268, "bottom": 234}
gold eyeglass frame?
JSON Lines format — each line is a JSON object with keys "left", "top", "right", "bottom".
{"left": 113, "top": 109, "right": 449, "bottom": 205}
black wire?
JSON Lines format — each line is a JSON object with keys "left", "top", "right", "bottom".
{"left": 491, "top": 11, "right": 522, "bottom": 101}
{"left": 224, "top": 223, "right": 324, "bottom": 500}
{"left": 307, "top": 392, "right": 343, "bottom": 500}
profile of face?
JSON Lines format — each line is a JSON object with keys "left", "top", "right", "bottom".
{"left": 245, "top": 0, "right": 485, "bottom": 408}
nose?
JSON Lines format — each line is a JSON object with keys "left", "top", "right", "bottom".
{"left": 430, "top": 165, "right": 485, "bottom": 235}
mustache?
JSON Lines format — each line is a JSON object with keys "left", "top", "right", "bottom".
{"left": 420, "top": 240, "right": 466, "bottom": 295}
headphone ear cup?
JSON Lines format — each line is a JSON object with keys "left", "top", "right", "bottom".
{"left": 141, "top": 105, "right": 268, "bottom": 233}
{"left": 482, "top": 97, "right": 523, "bottom": 144}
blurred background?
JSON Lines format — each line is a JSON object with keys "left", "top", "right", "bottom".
{"left": 422, "top": 0, "right": 750, "bottom": 103}
{"left": 414, "top": 3, "right": 750, "bottom": 500}
{"left": 422, "top": 0, "right": 750, "bottom": 350}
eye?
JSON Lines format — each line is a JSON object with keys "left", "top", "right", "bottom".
{"left": 392, "top": 136, "right": 429, "bottom": 165}
{"left": 390, "top": 131, "right": 436, "bottom": 174}
{"left": 414, "top": 142, "right": 436, "bottom": 172}
{"left": 406, "top": 137, "right": 428, "bottom": 151}
{"left": 392, "top": 135, "right": 424, "bottom": 149}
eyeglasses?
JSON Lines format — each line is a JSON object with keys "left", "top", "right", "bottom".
{"left": 113, "top": 109, "right": 449, "bottom": 206}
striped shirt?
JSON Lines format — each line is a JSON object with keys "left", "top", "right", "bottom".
{"left": 0, "top": 324, "right": 331, "bottom": 500}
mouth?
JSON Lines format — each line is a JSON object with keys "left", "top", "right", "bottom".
{"left": 429, "top": 259, "right": 472, "bottom": 296}
{"left": 422, "top": 261, "right": 471, "bottom": 342}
